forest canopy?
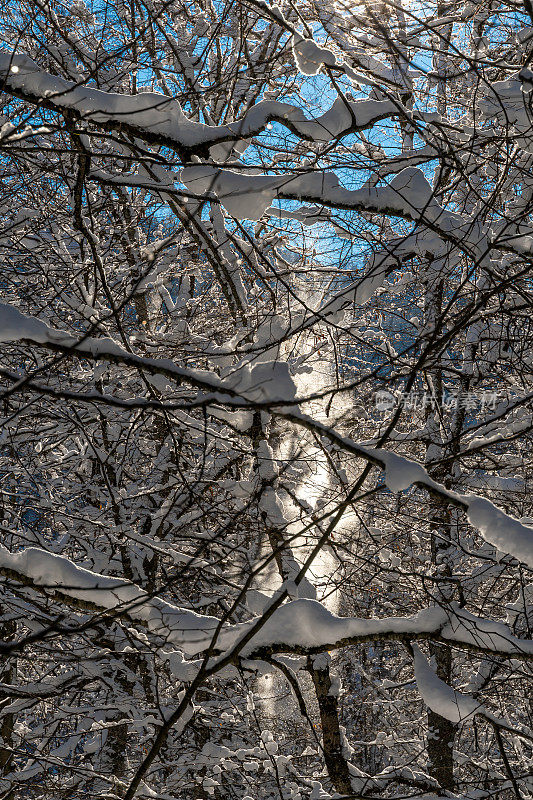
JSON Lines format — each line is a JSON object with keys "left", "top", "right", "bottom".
{"left": 0, "top": 0, "right": 532, "bottom": 798}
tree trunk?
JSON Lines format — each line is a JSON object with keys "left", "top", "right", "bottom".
{"left": 307, "top": 655, "right": 352, "bottom": 795}
{"left": 427, "top": 642, "right": 456, "bottom": 789}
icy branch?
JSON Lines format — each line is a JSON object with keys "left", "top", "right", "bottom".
{"left": 2, "top": 303, "right": 532, "bottom": 568}
{"left": 0, "top": 545, "right": 531, "bottom": 661}
{"left": 0, "top": 52, "right": 398, "bottom": 154}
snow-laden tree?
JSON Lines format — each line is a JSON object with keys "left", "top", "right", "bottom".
{"left": 0, "top": 0, "right": 532, "bottom": 798}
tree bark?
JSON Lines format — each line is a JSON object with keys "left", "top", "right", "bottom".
{"left": 307, "top": 655, "right": 353, "bottom": 795}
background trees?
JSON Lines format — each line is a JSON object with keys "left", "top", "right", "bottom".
{"left": 0, "top": 0, "right": 532, "bottom": 798}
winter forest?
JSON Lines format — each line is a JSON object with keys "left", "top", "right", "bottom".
{"left": 1, "top": 0, "right": 533, "bottom": 797}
